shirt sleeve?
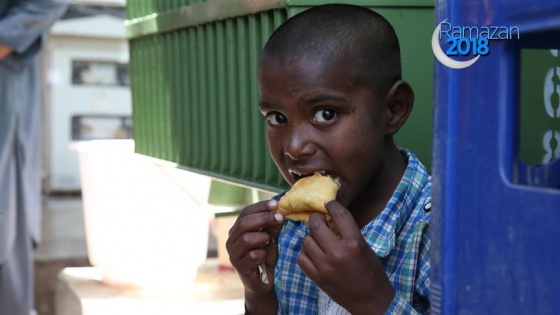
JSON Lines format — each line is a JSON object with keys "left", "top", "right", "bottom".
{"left": 0, "top": 0, "right": 67, "bottom": 55}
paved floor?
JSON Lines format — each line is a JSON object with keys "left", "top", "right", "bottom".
{"left": 34, "top": 196, "right": 90, "bottom": 315}
{"left": 35, "top": 197, "right": 89, "bottom": 261}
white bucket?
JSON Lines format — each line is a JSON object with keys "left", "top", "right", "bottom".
{"left": 73, "top": 140, "right": 211, "bottom": 292}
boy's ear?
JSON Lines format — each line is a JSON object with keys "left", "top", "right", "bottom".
{"left": 383, "top": 80, "right": 414, "bottom": 135}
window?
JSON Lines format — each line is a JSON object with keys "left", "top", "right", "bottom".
{"left": 72, "top": 60, "right": 129, "bottom": 86}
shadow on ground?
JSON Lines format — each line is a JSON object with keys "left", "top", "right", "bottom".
{"left": 35, "top": 258, "right": 91, "bottom": 315}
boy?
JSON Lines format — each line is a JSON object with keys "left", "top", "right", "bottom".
{"left": 226, "top": 4, "right": 431, "bottom": 314}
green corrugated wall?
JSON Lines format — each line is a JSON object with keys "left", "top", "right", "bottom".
{"left": 125, "top": 0, "right": 435, "bottom": 192}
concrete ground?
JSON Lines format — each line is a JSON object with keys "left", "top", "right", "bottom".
{"left": 35, "top": 197, "right": 89, "bottom": 261}
{"left": 34, "top": 195, "right": 243, "bottom": 315}
{"left": 35, "top": 196, "right": 91, "bottom": 315}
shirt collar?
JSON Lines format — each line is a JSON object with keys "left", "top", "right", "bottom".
{"left": 361, "top": 149, "right": 430, "bottom": 257}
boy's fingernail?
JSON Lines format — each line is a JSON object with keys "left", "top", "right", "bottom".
{"left": 274, "top": 213, "right": 283, "bottom": 221}
{"left": 268, "top": 199, "right": 278, "bottom": 208}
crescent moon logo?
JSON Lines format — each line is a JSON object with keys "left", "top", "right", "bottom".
{"left": 432, "top": 19, "right": 480, "bottom": 69}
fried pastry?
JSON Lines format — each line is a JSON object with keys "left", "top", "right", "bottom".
{"left": 276, "top": 172, "right": 340, "bottom": 222}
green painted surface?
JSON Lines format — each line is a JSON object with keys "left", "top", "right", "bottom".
{"left": 125, "top": 0, "right": 433, "bottom": 39}
{"left": 127, "top": 2, "right": 435, "bottom": 192}
{"left": 125, "top": 0, "right": 285, "bottom": 39}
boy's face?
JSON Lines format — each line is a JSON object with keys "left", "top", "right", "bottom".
{"left": 258, "top": 56, "right": 389, "bottom": 208}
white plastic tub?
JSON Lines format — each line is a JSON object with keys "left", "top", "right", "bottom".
{"left": 73, "top": 140, "right": 212, "bottom": 292}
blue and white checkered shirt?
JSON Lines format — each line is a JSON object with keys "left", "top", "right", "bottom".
{"left": 274, "top": 149, "right": 431, "bottom": 314}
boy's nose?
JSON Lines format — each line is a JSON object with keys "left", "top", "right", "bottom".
{"left": 283, "top": 130, "right": 316, "bottom": 160}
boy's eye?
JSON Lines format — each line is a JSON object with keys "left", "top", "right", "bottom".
{"left": 266, "top": 112, "right": 287, "bottom": 126}
{"left": 313, "top": 108, "right": 337, "bottom": 123}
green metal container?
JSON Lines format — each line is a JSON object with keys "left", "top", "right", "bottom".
{"left": 125, "top": 0, "right": 435, "bottom": 192}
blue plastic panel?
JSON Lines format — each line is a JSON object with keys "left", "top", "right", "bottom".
{"left": 432, "top": 0, "right": 560, "bottom": 313}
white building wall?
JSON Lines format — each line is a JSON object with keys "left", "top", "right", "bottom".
{"left": 42, "top": 14, "right": 131, "bottom": 193}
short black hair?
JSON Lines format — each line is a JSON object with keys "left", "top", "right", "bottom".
{"left": 260, "top": 4, "right": 401, "bottom": 99}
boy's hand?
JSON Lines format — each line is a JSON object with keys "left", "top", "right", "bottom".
{"left": 226, "top": 200, "right": 284, "bottom": 302}
{"left": 0, "top": 46, "right": 13, "bottom": 60}
{"left": 297, "top": 200, "right": 396, "bottom": 315}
